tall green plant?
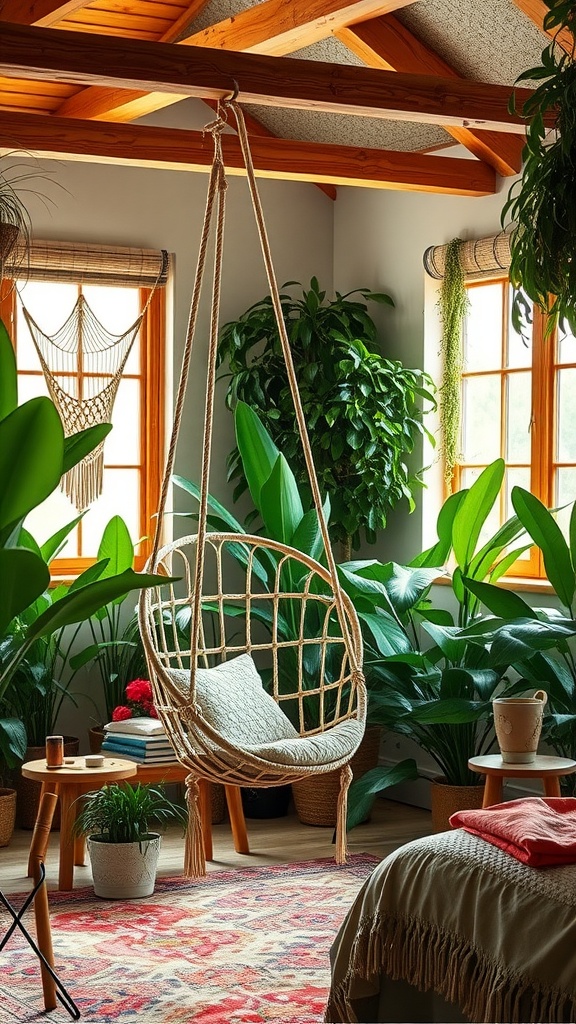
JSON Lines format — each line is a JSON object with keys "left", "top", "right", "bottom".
{"left": 438, "top": 238, "right": 469, "bottom": 485}
{"left": 218, "top": 277, "right": 435, "bottom": 557}
{"left": 0, "top": 319, "right": 177, "bottom": 769}
{"left": 502, "top": 0, "right": 576, "bottom": 336}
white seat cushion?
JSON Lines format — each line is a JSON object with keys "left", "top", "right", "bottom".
{"left": 168, "top": 653, "right": 299, "bottom": 747}
{"left": 242, "top": 717, "right": 364, "bottom": 768}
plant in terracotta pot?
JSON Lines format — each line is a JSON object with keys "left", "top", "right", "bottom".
{"left": 344, "top": 460, "right": 530, "bottom": 832}
{"left": 72, "top": 782, "right": 187, "bottom": 899}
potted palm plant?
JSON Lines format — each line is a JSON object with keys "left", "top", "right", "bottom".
{"left": 72, "top": 782, "right": 187, "bottom": 898}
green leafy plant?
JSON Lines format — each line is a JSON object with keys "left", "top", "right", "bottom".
{"left": 68, "top": 516, "right": 151, "bottom": 724}
{"left": 72, "top": 782, "right": 187, "bottom": 845}
{"left": 218, "top": 277, "right": 435, "bottom": 557}
{"left": 345, "top": 460, "right": 531, "bottom": 822}
{"left": 438, "top": 238, "right": 469, "bottom": 484}
{"left": 0, "top": 318, "right": 177, "bottom": 770}
{"left": 502, "top": 0, "right": 576, "bottom": 336}
{"left": 459, "top": 486, "right": 576, "bottom": 790}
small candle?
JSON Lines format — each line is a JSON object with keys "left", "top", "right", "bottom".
{"left": 46, "top": 735, "right": 64, "bottom": 768}
{"left": 85, "top": 754, "right": 104, "bottom": 768}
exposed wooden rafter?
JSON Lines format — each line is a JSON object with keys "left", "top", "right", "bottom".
{"left": 337, "top": 15, "right": 525, "bottom": 176}
{"left": 0, "top": 22, "right": 538, "bottom": 133}
{"left": 55, "top": 0, "right": 418, "bottom": 122}
{"left": 0, "top": 0, "right": 88, "bottom": 26}
{"left": 512, "top": 0, "right": 575, "bottom": 54}
{"left": 0, "top": 110, "right": 496, "bottom": 195}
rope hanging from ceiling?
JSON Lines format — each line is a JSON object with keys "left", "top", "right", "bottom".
{"left": 19, "top": 249, "right": 169, "bottom": 510}
{"left": 423, "top": 231, "right": 512, "bottom": 281}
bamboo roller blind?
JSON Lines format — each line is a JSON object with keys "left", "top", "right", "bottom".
{"left": 423, "top": 231, "right": 512, "bottom": 281}
{"left": 5, "top": 239, "right": 171, "bottom": 287}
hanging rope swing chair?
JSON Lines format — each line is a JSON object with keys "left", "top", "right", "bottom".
{"left": 139, "top": 97, "right": 367, "bottom": 878}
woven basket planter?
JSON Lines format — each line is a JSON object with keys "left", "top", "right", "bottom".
{"left": 430, "top": 778, "right": 486, "bottom": 834}
{"left": 292, "top": 726, "right": 382, "bottom": 828}
{"left": 0, "top": 788, "right": 17, "bottom": 847}
{"left": 17, "top": 737, "right": 80, "bottom": 829}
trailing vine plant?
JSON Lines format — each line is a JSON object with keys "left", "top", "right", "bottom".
{"left": 439, "top": 238, "right": 469, "bottom": 486}
{"left": 501, "top": 0, "right": 576, "bottom": 337}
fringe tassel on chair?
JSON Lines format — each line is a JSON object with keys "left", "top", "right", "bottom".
{"left": 335, "top": 764, "right": 353, "bottom": 865}
{"left": 61, "top": 446, "right": 105, "bottom": 512}
{"left": 184, "top": 774, "right": 206, "bottom": 878}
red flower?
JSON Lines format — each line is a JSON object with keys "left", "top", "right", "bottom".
{"left": 112, "top": 705, "right": 133, "bottom": 722}
{"left": 126, "top": 679, "right": 153, "bottom": 703}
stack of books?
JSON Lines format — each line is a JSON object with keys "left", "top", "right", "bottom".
{"left": 102, "top": 717, "right": 177, "bottom": 765}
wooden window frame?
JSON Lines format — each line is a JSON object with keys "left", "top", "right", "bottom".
{"left": 0, "top": 279, "right": 165, "bottom": 576}
{"left": 450, "top": 275, "right": 560, "bottom": 581}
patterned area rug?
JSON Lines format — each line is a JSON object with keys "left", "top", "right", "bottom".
{"left": 0, "top": 855, "right": 378, "bottom": 1024}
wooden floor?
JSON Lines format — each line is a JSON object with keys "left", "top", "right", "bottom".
{"left": 0, "top": 798, "right": 432, "bottom": 896}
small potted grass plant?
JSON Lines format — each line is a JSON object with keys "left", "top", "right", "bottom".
{"left": 73, "top": 782, "right": 187, "bottom": 899}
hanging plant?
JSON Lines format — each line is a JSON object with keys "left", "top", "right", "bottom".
{"left": 501, "top": 0, "right": 576, "bottom": 337}
{"left": 439, "top": 238, "right": 469, "bottom": 486}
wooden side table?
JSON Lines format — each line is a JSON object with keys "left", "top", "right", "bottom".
{"left": 22, "top": 757, "right": 250, "bottom": 891}
{"left": 22, "top": 757, "right": 137, "bottom": 891}
{"left": 468, "top": 754, "right": 576, "bottom": 807}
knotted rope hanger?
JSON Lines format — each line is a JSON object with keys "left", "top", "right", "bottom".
{"left": 20, "top": 252, "right": 168, "bottom": 511}
{"left": 150, "top": 96, "right": 354, "bottom": 667}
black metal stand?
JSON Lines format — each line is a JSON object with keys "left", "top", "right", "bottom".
{"left": 0, "top": 863, "right": 80, "bottom": 1020}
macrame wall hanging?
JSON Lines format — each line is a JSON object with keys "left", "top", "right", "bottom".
{"left": 19, "top": 249, "right": 168, "bottom": 511}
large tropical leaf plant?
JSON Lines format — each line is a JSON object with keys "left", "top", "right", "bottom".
{"left": 0, "top": 319, "right": 177, "bottom": 771}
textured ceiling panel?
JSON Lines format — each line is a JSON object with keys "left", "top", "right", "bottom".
{"left": 396, "top": 0, "right": 548, "bottom": 84}
{"left": 242, "top": 104, "right": 452, "bottom": 152}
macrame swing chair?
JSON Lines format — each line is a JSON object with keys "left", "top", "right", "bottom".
{"left": 139, "top": 98, "right": 367, "bottom": 879}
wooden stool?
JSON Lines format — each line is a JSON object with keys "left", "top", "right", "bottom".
{"left": 468, "top": 754, "right": 576, "bottom": 807}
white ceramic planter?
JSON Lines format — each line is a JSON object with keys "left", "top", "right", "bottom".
{"left": 87, "top": 833, "right": 162, "bottom": 899}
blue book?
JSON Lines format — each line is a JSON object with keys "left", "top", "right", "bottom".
{"left": 102, "top": 739, "right": 175, "bottom": 759}
{"left": 102, "top": 732, "right": 168, "bottom": 750}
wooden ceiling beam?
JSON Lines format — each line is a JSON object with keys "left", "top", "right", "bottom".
{"left": 0, "top": 110, "right": 496, "bottom": 195}
{"left": 0, "top": 22, "right": 538, "bottom": 133}
{"left": 511, "top": 1, "right": 575, "bottom": 54}
{"left": 55, "top": 0, "right": 418, "bottom": 121}
{"left": 337, "top": 15, "right": 525, "bottom": 176}
{"left": 178, "top": 0, "right": 418, "bottom": 57}
{"left": 0, "top": 1, "right": 88, "bottom": 27}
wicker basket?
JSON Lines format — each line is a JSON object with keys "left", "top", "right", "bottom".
{"left": 430, "top": 778, "right": 486, "bottom": 834}
{"left": 292, "top": 726, "right": 382, "bottom": 828}
{"left": 0, "top": 788, "right": 17, "bottom": 847}
{"left": 17, "top": 737, "right": 80, "bottom": 829}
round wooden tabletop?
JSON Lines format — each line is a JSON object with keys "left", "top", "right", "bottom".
{"left": 21, "top": 757, "right": 138, "bottom": 784}
{"left": 469, "top": 754, "right": 576, "bottom": 778}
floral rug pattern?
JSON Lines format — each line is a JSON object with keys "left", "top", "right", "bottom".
{"left": 0, "top": 855, "right": 378, "bottom": 1023}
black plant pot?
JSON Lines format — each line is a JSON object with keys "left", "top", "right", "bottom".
{"left": 241, "top": 785, "right": 292, "bottom": 819}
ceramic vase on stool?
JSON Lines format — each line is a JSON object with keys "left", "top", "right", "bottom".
{"left": 492, "top": 689, "right": 547, "bottom": 764}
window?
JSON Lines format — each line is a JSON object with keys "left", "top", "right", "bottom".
{"left": 0, "top": 273, "right": 165, "bottom": 575}
{"left": 454, "top": 276, "right": 576, "bottom": 579}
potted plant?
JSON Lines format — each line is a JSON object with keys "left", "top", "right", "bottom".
{"left": 344, "top": 460, "right": 531, "bottom": 831}
{"left": 72, "top": 782, "right": 187, "bottom": 898}
{"left": 217, "top": 278, "right": 435, "bottom": 559}
{"left": 502, "top": 0, "right": 576, "bottom": 338}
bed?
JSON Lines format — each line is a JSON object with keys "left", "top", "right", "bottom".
{"left": 325, "top": 829, "right": 576, "bottom": 1023}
